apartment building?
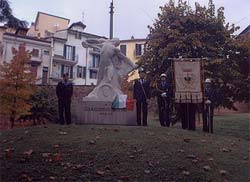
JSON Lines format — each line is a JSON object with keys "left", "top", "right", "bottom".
{"left": 46, "top": 21, "right": 106, "bottom": 85}
{"left": 1, "top": 33, "right": 51, "bottom": 84}
{"left": 119, "top": 37, "right": 146, "bottom": 80}
{"left": 27, "top": 12, "right": 70, "bottom": 38}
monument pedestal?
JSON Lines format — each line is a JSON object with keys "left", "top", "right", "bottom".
{"left": 75, "top": 99, "right": 137, "bottom": 125}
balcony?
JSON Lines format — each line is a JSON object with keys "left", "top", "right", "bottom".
{"left": 29, "top": 56, "right": 42, "bottom": 65}
{"left": 53, "top": 51, "right": 79, "bottom": 66}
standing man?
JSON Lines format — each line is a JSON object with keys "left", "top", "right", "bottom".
{"left": 56, "top": 73, "right": 73, "bottom": 125}
{"left": 133, "top": 69, "right": 151, "bottom": 126}
{"left": 203, "top": 78, "right": 215, "bottom": 133}
{"left": 180, "top": 103, "right": 197, "bottom": 130}
{"left": 155, "top": 73, "right": 173, "bottom": 127}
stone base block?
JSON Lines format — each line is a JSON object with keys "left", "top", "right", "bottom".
{"left": 75, "top": 100, "right": 137, "bottom": 125}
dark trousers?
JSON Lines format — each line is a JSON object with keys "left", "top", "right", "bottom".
{"left": 136, "top": 100, "right": 148, "bottom": 126}
{"left": 203, "top": 104, "right": 214, "bottom": 133}
{"left": 58, "top": 99, "right": 71, "bottom": 125}
{"left": 158, "top": 97, "right": 170, "bottom": 127}
{"left": 180, "top": 103, "right": 196, "bottom": 130}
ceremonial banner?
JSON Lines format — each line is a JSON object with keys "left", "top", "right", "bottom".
{"left": 174, "top": 61, "right": 203, "bottom": 103}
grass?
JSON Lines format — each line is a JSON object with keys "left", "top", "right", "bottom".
{"left": 0, "top": 113, "right": 249, "bottom": 181}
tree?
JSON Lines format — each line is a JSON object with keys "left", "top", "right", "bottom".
{"left": 0, "top": 44, "right": 35, "bottom": 128}
{"left": 29, "top": 86, "right": 58, "bottom": 124}
{"left": 140, "top": 0, "right": 250, "bottom": 109}
{"left": 0, "top": 0, "right": 28, "bottom": 28}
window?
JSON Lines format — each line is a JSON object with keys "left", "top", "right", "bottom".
{"left": 32, "top": 49, "right": 39, "bottom": 57}
{"left": 77, "top": 66, "right": 83, "bottom": 78}
{"left": 89, "top": 70, "right": 97, "bottom": 79}
{"left": 92, "top": 55, "right": 100, "bottom": 68}
{"left": 42, "top": 67, "right": 48, "bottom": 85}
{"left": 61, "top": 65, "right": 73, "bottom": 79}
{"left": 31, "top": 64, "right": 38, "bottom": 77}
{"left": 135, "top": 44, "right": 145, "bottom": 56}
{"left": 120, "top": 45, "right": 127, "bottom": 56}
{"left": 82, "top": 67, "right": 86, "bottom": 78}
{"left": 75, "top": 32, "right": 81, "bottom": 40}
{"left": 43, "top": 50, "right": 50, "bottom": 55}
{"left": 63, "top": 45, "right": 76, "bottom": 61}
{"left": 77, "top": 66, "right": 86, "bottom": 78}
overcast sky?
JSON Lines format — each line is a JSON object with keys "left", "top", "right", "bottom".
{"left": 11, "top": 0, "right": 250, "bottom": 39}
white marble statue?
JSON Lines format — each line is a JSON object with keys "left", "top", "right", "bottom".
{"left": 82, "top": 38, "right": 136, "bottom": 101}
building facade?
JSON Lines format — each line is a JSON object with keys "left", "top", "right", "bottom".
{"left": 27, "top": 12, "right": 70, "bottom": 38}
{"left": 47, "top": 22, "right": 106, "bottom": 85}
{"left": 119, "top": 38, "right": 146, "bottom": 80}
{"left": 1, "top": 33, "right": 51, "bottom": 85}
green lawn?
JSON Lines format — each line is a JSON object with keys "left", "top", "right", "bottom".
{"left": 0, "top": 114, "right": 249, "bottom": 181}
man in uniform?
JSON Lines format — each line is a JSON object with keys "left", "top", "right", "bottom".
{"left": 56, "top": 73, "right": 73, "bottom": 125}
{"left": 203, "top": 78, "right": 215, "bottom": 133}
{"left": 133, "top": 69, "right": 151, "bottom": 126}
{"left": 155, "top": 73, "right": 173, "bottom": 127}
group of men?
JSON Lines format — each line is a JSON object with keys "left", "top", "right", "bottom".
{"left": 133, "top": 69, "right": 215, "bottom": 132}
{"left": 56, "top": 71, "right": 215, "bottom": 133}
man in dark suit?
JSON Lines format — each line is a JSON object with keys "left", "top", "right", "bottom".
{"left": 133, "top": 69, "right": 151, "bottom": 126}
{"left": 56, "top": 73, "right": 73, "bottom": 125}
{"left": 203, "top": 78, "right": 216, "bottom": 133}
{"left": 155, "top": 73, "right": 173, "bottom": 127}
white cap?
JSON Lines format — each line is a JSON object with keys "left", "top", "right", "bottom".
{"left": 160, "top": 73, "right": 167, "bottom": 77}
{"left": 205, "top": 78, "right": 211, "bottom": 83}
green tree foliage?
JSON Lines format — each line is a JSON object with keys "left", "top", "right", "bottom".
{"left": 29, "top": 86, "right": 58, "bottom": 123}
{"left": 0, "top": 0, "right": 28, "bottom": 28}
{"left": 0, "top": 44, "right": 35, "bottom": 128}
{"left": 140, "top": 0, "right": 250, "bottom": 109}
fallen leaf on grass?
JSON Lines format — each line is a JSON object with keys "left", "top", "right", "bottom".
{"left": 20, "top": 172, "right": 32, "bottom": 182}
{"left": 104, "top": 165, "right": 111, "bottom": 170}
{"left": 23, "top": 150, "right": 33, "bottom": 157}
{"left": 42, "top": 153, "right": 51, "bottom": 158}
{"left": 53, "top": 145, "right": 59, "bottom": 148}
{"left": 221, "top": 148, "right": 231, "bottom": 152}
{"left": 4, "top": 148, "right": 14, "bottom": 159}
{"left": 129, "top": 155, "right": 135, "bottom": 159}
{"left": 208, "top": 157, "right": 214, "bottom": 161}
{"left": 203, "top": 165, "right": 211, "bottom": 171}
{"left": 243, "top": 156, "right": 248, "bottom": 160}
{"left": 177, "top": 149, "right": 185, "bottom": 153}
{"left": 19, "top": 158, "right": 26, "bottom": 163}
{"left": 187, "top": 154, "right": 196, "bottom": 159}
{"left": 182, "top": 170, "right": 190, "bottom": 176}
{"left": 184, "top": 138, "right": 191, "bottom": 143}
{"left": 73, "top": 164, "right": 84, "bottom": 170}
{"left": 191, "top": 159, "right": 198, "bottom": 163}
{"left": 59, "top": 131, "right": 67, "bottom": 135}
{"left": 53, "top": 153, "right": 62, "bottom": 162}
{"left": 220, "top": 170, "right": 227, "bottom": 176}
{"left": 50, "top": 176, "right": 56, "bottom": 180}
{"left": 96, "top": 170, "right": 105, "bottom": 176}
{"left": 147, "top": 161, "right": 154, "bottom": 167}
{"left": 88, "top": 140, "right": 96, "bottom": 145}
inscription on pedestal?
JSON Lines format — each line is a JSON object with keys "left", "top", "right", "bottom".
{"left": 76, "top": 100, "right": 136, "bottom": 126}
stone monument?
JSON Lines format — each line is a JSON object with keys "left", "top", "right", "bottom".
{"left": 75, "top": 38, "right": 137, "bottom": 125}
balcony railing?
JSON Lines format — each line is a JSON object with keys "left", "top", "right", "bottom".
{"left": 53, "top": 51, "right": 78, "bottom": 65}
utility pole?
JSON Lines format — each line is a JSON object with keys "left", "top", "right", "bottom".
{"left": 109, "top": 0, "right": 114, "bottom": 39}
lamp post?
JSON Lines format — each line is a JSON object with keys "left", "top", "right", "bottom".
{"left": 109, "top": 0, "right": 114, "bottom": 39}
